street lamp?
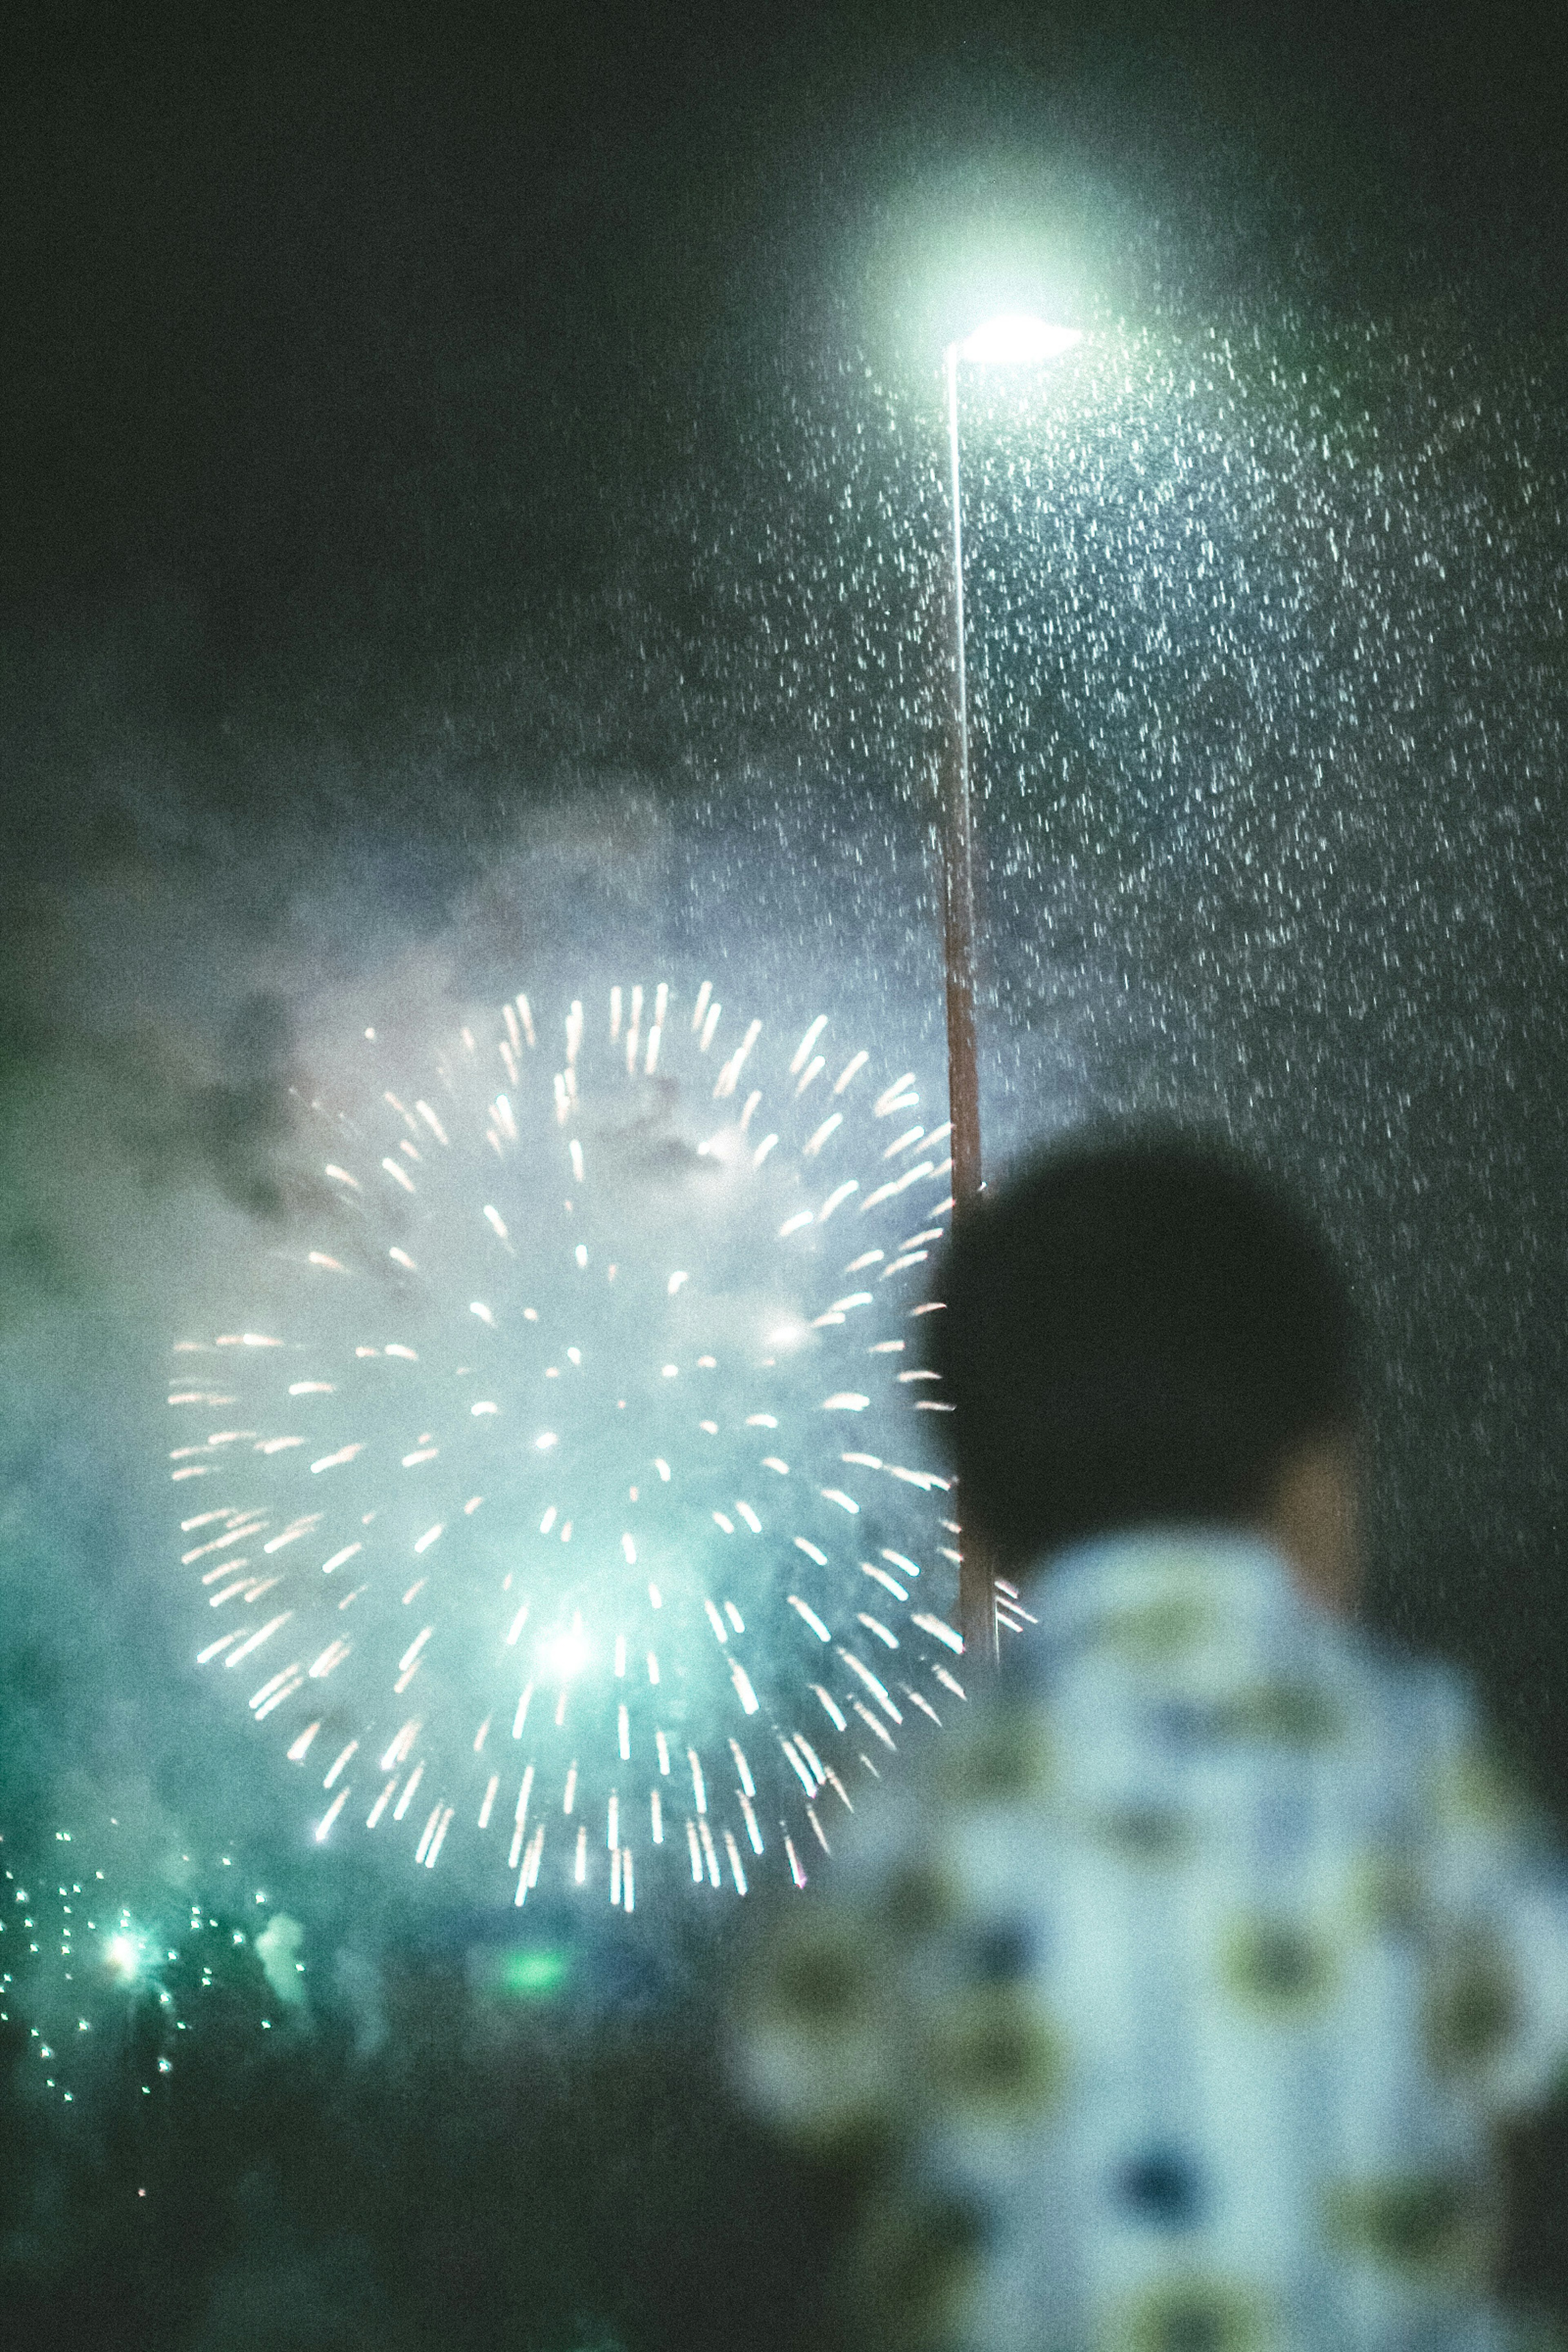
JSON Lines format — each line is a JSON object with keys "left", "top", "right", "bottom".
{"left": 938, "top": 310, "right": 1082, "bottom": 1659}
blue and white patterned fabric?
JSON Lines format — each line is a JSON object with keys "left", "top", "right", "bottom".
{"left": 739, "top": 1532, "right": 1568, "bottom": 2352}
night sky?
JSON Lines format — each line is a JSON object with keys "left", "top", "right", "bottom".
{"left": 7, "top": 2, "right": 1561, "bottom": 801}
{"left": 2, "top": 3, "right": 1566, "bottom": 2344}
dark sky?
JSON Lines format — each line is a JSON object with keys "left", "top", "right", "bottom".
{"left": 4, "top": 0, "right": 1563, "bottom": 822}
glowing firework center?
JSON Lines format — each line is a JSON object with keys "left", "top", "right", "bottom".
{"left": 168, "top": 987, "right": 971, "bottom": 1907}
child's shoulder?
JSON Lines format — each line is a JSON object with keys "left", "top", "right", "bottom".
{"left": 1336, "top": 1621, "right": 1475, "bottom": 1737}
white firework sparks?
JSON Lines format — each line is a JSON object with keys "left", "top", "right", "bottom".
{"left": 1, "top": 1826, "right": 282, "bottom": 2111}
{"left": 166, "top": 983, "right": 971, "bottom": 1907}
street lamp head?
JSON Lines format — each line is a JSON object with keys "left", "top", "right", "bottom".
{"left": 957, "top": 312, "right": 1082, "bottom": 365}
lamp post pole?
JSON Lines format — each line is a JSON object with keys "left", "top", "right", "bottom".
{"left": 941, "top": 342, "right": 984, "bottom": 1221}
{"left": 936, "top": 315, "right": 1082, "bottom": 1668}
{"left": 939, "top": 345, "right": 998, "bottom": 1670}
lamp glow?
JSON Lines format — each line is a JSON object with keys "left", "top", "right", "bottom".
{"left": 958, "top": 312, "right": 1082, "bottom": 365}
{"left": 106, "top": 1932, "right": 139, "bottom": 1978}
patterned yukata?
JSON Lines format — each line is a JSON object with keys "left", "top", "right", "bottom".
{"left": 739, "top": 1532, "right": 1568, "bottom": 2352}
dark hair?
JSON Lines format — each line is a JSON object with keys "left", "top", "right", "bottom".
{"left": 926, "top": 1129, "right": 1359, "bottom": 1566}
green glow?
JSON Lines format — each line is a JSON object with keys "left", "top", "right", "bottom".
{"left": 496, "top": 1944, "right": 572, "bottom": 1999}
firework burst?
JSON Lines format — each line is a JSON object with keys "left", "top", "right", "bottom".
{"left": 2, "top": 1824, "right": 282, "bottom": 2113}
{"left": 167, "top": 984, "right": 971, "bottom": 1907}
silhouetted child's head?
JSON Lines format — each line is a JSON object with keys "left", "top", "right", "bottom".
{"left": 929, "top": 1131, "right": 1362, "bottom": 1601}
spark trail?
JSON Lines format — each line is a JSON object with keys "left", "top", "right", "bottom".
{"left": 167, "top": 985, "right": 972, "bottom": 1906}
